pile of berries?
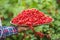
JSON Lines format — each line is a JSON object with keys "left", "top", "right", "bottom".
{"left": 11, "top": 8, "right": 53, "bottom": 26}
{"left": 11, "top": 8, "right": 53, "bottom": 38}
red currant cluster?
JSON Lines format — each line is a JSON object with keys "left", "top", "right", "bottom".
{"left": 35, "top": 32, "right": 51, "bottom": 38}
{"left": 11, "top": 8, "right": 53, "bottom": 38}
{"left": 35, "top": 32, "right": 44, "bottom": 38}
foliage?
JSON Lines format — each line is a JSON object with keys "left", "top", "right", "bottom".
{"left": 0, "top": 0, "right": 60, "bottom": 40}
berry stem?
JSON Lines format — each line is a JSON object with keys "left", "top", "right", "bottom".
{"left": 29, "top": 25, "right": 35, "bottom": 32}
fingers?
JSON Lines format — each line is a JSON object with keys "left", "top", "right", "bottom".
{"left": 17, "top": 26, "right": 29, "bottom": 32}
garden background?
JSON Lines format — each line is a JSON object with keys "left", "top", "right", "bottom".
{"left": 0, "top": 0, "right": 60, "bottom": 40}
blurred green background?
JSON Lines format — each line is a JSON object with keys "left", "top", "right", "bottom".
{"left": 0, "top": 0, "right": 60, "bottom": 40}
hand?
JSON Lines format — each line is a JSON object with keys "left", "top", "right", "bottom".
{"left": 17, "top": 26, "right": 29, "bottom": 32}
